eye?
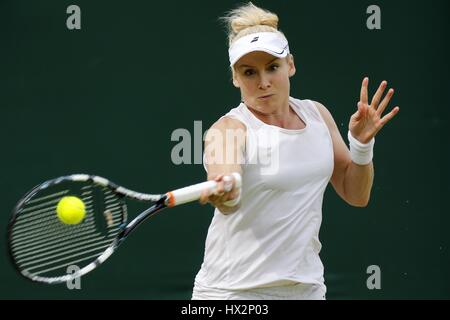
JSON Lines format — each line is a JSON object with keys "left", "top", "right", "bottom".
{"left": 244, "top": 69, "right": 256, "bottom": 76}
{"left": 268, "top": 64, "right": 279, "bottom": 71}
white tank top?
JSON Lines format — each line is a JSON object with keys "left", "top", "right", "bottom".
{"left": 195, "top": 97, "right": 334, "bottom": 290}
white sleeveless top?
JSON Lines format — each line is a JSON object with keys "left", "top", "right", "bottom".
{"left": 195, "top": 97, "right": 334, "bottom": 290}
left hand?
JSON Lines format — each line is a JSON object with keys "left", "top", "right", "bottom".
{"left": 349, "top": 77, "right": 400, "bottom": 143}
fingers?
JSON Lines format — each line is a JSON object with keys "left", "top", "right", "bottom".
{"left": 380, "top": 106, "right": 400, "bottom": 126}
{"left": 199, "top": 175, "right": 224, "bottom": 205}
{"left": 359, "top": 78, "right": 395, "bottom": 116}
{"left": 199, "top": 189, "right": 211, "bottom": 205}
{"left": 370, "top": 81, "right": 387, "bottom": 108}
{"left": 353, "top": 101, "right": 367, "bottom": 121}
{"left": 222, "top": 175, "right": 234, "bottom": 193}
{"left": 377, "top": 88, "right": 395, "bottom": 116}
{"left": 360, "top": 77, "right": 369, "bottom": 105}
{"left": 199, "top": 173, "right": 241, "bottom": 207}
{"left": 205, "top": 189, "right": 239, "bottom": 208}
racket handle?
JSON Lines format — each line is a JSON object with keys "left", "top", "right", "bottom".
{"left": 166, "top": 172, "right": 242, "bottom": 207}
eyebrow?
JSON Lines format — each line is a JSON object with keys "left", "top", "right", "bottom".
{"left": 237, "top": 57, "right": 279, "bottom": 69}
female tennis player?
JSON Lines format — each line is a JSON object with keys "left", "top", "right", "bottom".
{"left": 194, "top": 2, "right": 399, "bottom": 300}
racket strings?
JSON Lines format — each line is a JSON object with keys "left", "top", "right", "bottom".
{"left": 13, "top": 191, "right": 72, "bottom": 227}
{"left": 16, "top": 217, "right": 122, "bottom": 266}
{"left": 11, "top": 202, "right": 94, "bottom": 240}
{"left": 11, "top": 202, "right": 122, "bottom": 255}
{"left": 15, "top": 187, "right": 92, "bottom": 227}
{"left": 11, "top": 217, "right": 97, "bottom": 252}
{"left": 10, "top": 182, "right": 125, "bottom": 279}
{"left": 10, "top": 198, "right": 96, "bottom": 245}
{"left": 14, "top": 228, "right": 112, "bottom": 261}
{"left": 11, "top": 190, "right": 123, "bottom": 246}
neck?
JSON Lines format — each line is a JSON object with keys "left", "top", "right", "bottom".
{"left": 246, "top": 98, "right": 292, "bottom": 127}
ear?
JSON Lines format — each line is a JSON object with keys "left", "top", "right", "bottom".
{"left": 288, "top": 54, "right": 296, "bottom": 77}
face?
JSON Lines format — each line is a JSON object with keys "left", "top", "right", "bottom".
{"left": 233, "top": 51, "right": 296, "bottom": 112}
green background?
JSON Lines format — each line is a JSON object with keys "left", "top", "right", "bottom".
{"left": 1, "top": 0, "right": 449, "bottom": 299}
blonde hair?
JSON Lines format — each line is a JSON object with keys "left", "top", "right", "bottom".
{"left": 220, "top": 2, "right": 287, "bottom": 47}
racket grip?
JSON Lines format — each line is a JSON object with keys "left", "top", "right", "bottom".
{"left": 166, "top": 172, "right": 242, "bottom": 207}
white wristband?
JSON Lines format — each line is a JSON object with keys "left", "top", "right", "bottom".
{"left": 348, "top": 131, "right": 375, "bottom": 165}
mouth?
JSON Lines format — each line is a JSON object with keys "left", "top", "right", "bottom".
{"left": 258, "top": 94, "right": 274, "bottom": 100}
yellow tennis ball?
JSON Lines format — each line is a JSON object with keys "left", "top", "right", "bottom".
{"left": 56, "top": 196, "right": 86, "bottom": 225}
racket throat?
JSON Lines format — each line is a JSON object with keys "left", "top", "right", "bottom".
{"left": 119, "top": 198, "right": 167, "bottom": 239}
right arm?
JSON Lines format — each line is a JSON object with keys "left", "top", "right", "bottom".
{"left": 199, "top": 116, "right": 246, "bottom": 215}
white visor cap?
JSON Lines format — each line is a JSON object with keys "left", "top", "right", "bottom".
{"left": 229, "top": 32, "right": 290, "bottom": 67}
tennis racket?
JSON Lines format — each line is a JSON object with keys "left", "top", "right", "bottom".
{"left": 7, "top": 173, "right": 241, "bottom": 284}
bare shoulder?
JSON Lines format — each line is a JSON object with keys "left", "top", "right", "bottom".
{"left": 310, "top": 100, "right": 339, "bottom": 132}
{"left": 313, "top": 101, "right": 333, "bottom": 120}
{"left": 210, "top": 116, "right": 246, "bottom": 132}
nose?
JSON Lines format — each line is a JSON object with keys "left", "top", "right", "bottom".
{"left": 258, "top": 73, "right": 271, "bottom": 90}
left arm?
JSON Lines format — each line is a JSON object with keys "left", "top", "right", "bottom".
{"left": 314, "top": 77, "right": 400, "bottom": 207}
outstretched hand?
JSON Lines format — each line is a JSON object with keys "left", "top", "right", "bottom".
{"left": 349, "top": 77, "right": 400, "bottom": 143}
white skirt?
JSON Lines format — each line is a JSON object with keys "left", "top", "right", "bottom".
{"left": 192, "top": 282, "right": 326, "bottom": 300}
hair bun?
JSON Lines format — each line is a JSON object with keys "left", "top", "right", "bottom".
{"left": 230, "top": 10, "right": 279, "bottom": 34}
{"left": 222, "top": 2, "right": 280, "bottom": 43}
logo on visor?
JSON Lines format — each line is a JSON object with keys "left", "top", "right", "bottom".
{"left": 250, "top": 36, "right": 259, "bottom": 43}
{"left": 266, "top": 44, "right": 289, "bottom": 55}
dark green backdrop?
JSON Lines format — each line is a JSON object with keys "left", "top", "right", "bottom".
{"left": 1, "top": 0, "right": 449, "bottom": 299}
